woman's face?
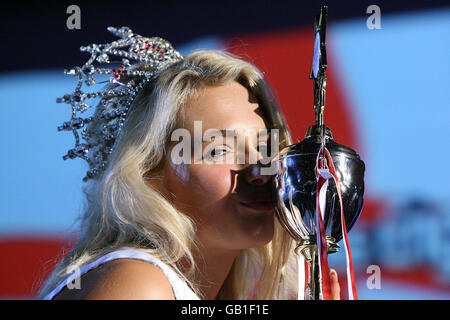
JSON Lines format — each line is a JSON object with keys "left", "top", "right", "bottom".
{"left": 153, "top": 81, "right": 277, "bottom": 251}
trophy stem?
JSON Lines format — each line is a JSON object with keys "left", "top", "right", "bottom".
{"left": 296, "top": 236, "right": 339, "bottom": 300}
{"left": 305, "top": 248, "right": 321, "bottom": 300}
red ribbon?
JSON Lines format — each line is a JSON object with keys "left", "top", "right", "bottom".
{"left": 315, "top": 149, "right": 333, "bottom": 299}
{"left": 310, "top": 147, "right": 358, "bottom": 300}
{"left": 322, "top": 148, "right": 358, "bottom": 300}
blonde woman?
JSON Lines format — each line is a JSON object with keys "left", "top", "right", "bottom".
{"left": 37, "top": 27, "right": 340, "bottom": 300}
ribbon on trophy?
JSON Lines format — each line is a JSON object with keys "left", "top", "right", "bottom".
{"left": 296, "top": 250, "right": 308, "bottom": 300}
{"left": 314, "top": 147, "right": 334, "bottom": 299}
{"left": 296, "top": 146, "right": 358, "bottom": 300}
{"left": 315, "top": 146, "right": 359, "bottom": 300}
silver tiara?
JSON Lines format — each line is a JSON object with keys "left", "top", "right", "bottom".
{"left": 57, "top": 26, "right": 183, "bottom": 182}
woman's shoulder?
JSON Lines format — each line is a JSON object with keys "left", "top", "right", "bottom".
{"left": 54, "top": 258, "right": 175, "bottom": 300}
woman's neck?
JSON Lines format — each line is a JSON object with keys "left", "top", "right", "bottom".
{"left": 183, "top": 245, "right": 240, "bottom": 300}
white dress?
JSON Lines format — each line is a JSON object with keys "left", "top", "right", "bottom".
{"left": 43, "top": 247, "right": 200, "bottom": 300}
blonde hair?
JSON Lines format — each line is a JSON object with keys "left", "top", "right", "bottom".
{"left": 37, "top": 49, "right": 298, "bottom": 300}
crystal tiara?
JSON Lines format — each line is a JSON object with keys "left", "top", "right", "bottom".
{"left": 56, "top": 26, "right": 183, "bottom": 182}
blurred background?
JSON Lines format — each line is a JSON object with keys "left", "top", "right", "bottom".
{"left": 0, "top": 0, "right": 449, "bottom": 299}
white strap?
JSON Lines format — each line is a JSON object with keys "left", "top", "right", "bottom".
{"left": 43, "top": 247, "right": 199, "bottom": 300}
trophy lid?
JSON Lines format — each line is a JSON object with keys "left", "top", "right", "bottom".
{"left": 280, "top": 125, "right": 364, "bottom": 164}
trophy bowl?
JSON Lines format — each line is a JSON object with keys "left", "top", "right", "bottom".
{"left": 275, "top": 125, "right": 365, "bottom": 249}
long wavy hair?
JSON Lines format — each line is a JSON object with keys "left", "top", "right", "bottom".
{"left": 37, "top": 49, "right": 298, "bottom": 300}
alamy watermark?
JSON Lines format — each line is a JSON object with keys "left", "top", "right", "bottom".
{"left": 366, "top": 264, "right": 382, "bottom": 290}
{"left": 366, "top": 5, "right": 382, "bottom": 30}
{"left": 66, "top": 5, "right": 81, "bottom": 30}
{"left": 66, "top": 265, "right": 81, "bottom": 290}
{"left": 170, "top": 121, "right": 279, "bottom": 175}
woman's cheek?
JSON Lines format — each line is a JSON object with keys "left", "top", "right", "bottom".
{"left": 164, "top": 162, "right": 234, "bottom": 209}
{"left": 188, "top": 164, "right": 234, "bottom": 202}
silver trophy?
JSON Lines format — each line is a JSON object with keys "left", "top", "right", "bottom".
{"left": 275, "top": 6, "right": 365, "bottom": 300}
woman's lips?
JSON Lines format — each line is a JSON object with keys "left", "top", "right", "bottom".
{"left": 239, "top": 199, "right": 277, "bottom": 212}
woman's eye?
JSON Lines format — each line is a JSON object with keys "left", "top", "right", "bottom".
{"left": 211, "top": 148, "right": 227, "bottom": 157}
{"left": 204, "top": 146, "right": 231, "bottom": 160}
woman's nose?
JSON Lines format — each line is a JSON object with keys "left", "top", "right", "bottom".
{"left": 244, "top": 163, "right": 273, "bottom": 186}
